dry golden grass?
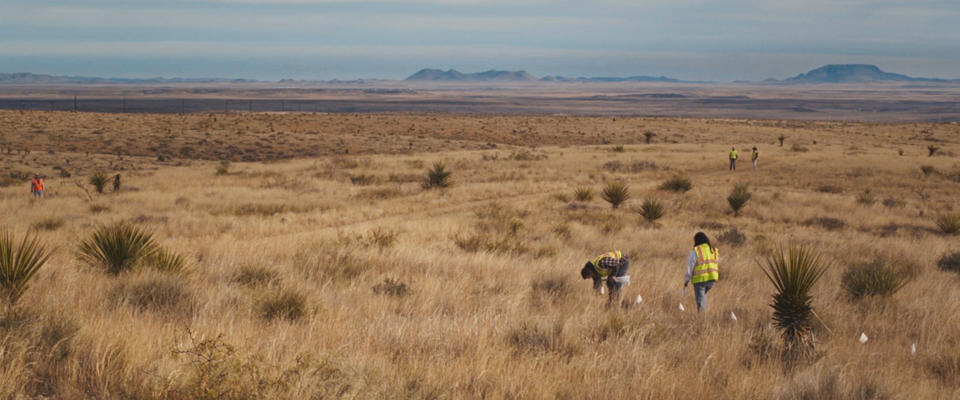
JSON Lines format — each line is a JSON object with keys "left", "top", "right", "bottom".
{"left": 1, "top": 110, "right": 960, "bottom": 398}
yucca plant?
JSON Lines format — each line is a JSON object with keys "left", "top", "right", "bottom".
{"left": 88, "top": 170, "right": 110, "bottom": 194}
{"left": 936, "top": 214, "right": 960, "bottom": 235}
{"left": 600, "top": 182, "right": 630, "bottom": 209}
{"left": 841, "top": 259, "right": 909, "bottom": 300}
{"left": 928, "top": 145, "right": 940, "bottom": 157}
{"left": 573, "top": 187, "right": 594, "bottom": 202}
{"left": 421, "top": 161, "right": 453, "bottom": 189}
{"left": 727, "top": 183, "right": 752, "bottom": 217}
{"left": 635, "top": 198, "right": 666, "bottom": 223}
{"left": 611, "top": 145, "right": 625, "bottom": 153}
{"left": 643, "top": 131, "right": 655, "bottom": 144}
{"left": 0, "top": 230, "right": 55, "bottom": 306}
{"left": 760, "top": 246, "right": 831, "bottom": 351}
{"left": 658, "top": 176, "right": 693, "bottom": 193}
{"left": 78, "top": 223, "right": 159, "bottom": 275}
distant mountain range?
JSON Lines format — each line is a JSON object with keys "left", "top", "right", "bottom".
{"left": 405, "top": 69, "right": 682, "bottom": 83}
{"left": 769, "top": 64, "right": 960, "bottom": 84}
{"left": 0, "top": 72, "right": 257, "bottom": 84}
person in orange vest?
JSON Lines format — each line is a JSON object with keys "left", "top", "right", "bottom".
{"left": 684, "top": 232, "right": 719, "bottom": 312}
{"left": 581, "top": 251, "right": 630, "bottom": 304}
{"left": 31, "top": 174, "right": 44, "bottom": 198}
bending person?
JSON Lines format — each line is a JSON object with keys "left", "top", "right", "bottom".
{"left": 581, "top": 251, "right": 630, "bottom": 305}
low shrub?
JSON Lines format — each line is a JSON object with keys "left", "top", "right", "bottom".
{"left": 573, "top": 187, "right": 594, "bottom": 202}
{"left": 841, "top": 259, "right": 910, "bottom": 300}
{"left": 258, "top": 288, "right": 307, "bottom": 322}
{"left": 531, "top": 273, "right": 572, "bottom": 301}
{"left": 921, "top": 165, "right": 937, "bottom": 175}
{"left": 143, "top": 248, "right": 189, "bottom": 275}
{"left": 30, "top": 217, "right": 65, "bottom": 231}
{"left": 658, "top": 176, "right": 692, "bottom": 193}
{"left": 790, "top": 144, "right": 809, "bottom": 153}
{"left": 937, "top": 252, "right": 960, "bottom": 274}
{"left": 231, "top": 264, "right": 280, "bottom": 287}
{"left": 882, "top": 197, "right": 906, "bottom": 208}
{"left": 717, "top": 228, "right": 747, "bottom": 247}
{"left": 110, "top": 272, "right": 195, "bottom": 316}
{"left": 856, "top": 191, "right": 876, "bottom": 206}
{"left": 372, "top": 278, "right": 409, "bottom": 297}
{"left": 804, "top": 217, "right": 847, "bottom": 231}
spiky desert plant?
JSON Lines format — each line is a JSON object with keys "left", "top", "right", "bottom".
{"left": 145, "top": 248, "right": 190, "bottom": 275}
{"left": 856, "top": 190, "right": 876, "bottom": 206}
{"left": 573, "top": 187, "right": 594, "bottom": 202}
{"left": 88, "top": 170, "right": 110, "bottom": 194}
{"left": 760, "top": 246, "right": 831, "bottom": 350}
{"left": 727, "top": 183, "right": 752, "bottom": 216}
{"left": 841, "top": 259, "right": 909, "bottom": 300}
{"left": 658, "top": 176, "right": 693, "bottom": 193}
{"left": 928, "top": 145, "right": 940, "bottom": 156}
{"left": 600, "top": 181, "right": 630, "bottom": 209}
{"left": 643, "top": 131, "right": 655, "bottom": 144}
{"left": 778, "top": 135, "right": 786, "bottom": 147}
{"left": 635, "top": 198, "right": 666, "bottom": 223}
{"left": 78, "top": 222, "right": 159, "bottom": 275}
{"left": 611, "top": 145, "right": 625, "bottom": 153}
{"left": 936, "top": 214, "right": 960, "bottom": 235}
{"left": 0, "top": 230, "right": 54, "bottom": 306}
{"left": 421, "top": 161, "right": 453, "bottom": 189}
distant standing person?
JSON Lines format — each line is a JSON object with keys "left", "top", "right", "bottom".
{"left": 113, "top": 174, "right": 121, "bottom": 192}
{"left": 31, "top": 174, "right": 44, "bottom": 198}
{"left": 684, "top": 232, "right": 719, "bottom": 312}
{"left": 581, "top": 251, "right": 630, "bottom": 305}
{"left": 729, "top": 147, "right": 738, "bottom": 171}
{"left": 752, "top": 147, "right": 759, "bottom": 171}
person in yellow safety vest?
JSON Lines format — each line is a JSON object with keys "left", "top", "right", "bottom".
{"left": 31, "top": 174, "right": 44, "bottom": 198}
{"left": 729, "top": 147, "right": 738, "bottom": 171}
{"left": 751, "top": 147, "right": 759, "bottom": 171}
{"left": 581, "top": 251, "right": 630, "bottom": 305}
{"left": 683, "top": 232, "right": 718, "bottom": 312}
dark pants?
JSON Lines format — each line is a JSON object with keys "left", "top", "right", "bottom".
{"left": 593, "top": 255, "right": 630, "bottom": 302}
{"left": 729, "top": 159, "right": 737, "bottom": 170}
{"left": 694, "top": 281, "right": 716, "bottom": 312}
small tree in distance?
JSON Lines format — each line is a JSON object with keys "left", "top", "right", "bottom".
{"left": 643, "top": 131, "right": 656, "bottom": 144}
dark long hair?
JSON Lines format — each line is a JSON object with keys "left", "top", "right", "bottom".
{"left": 694, "top": 232, "right": 713, "bottom": 251}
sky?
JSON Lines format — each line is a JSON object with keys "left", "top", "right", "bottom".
{"left": 1, "top": 0, "right": 959, "bottom": 82}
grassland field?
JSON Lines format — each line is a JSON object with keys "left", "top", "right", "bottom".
{"left": 1, "top": 110, "right": 960, "bottom": 399}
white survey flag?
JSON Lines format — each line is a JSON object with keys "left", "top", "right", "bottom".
{"left": 636, "top": 294, "right": 643, "bottom": 304}
{"left": 600, "top": 286, "right": 605, "bottom": 294}
{"left": 859, "top": 333, "right": 869, "bottom": 343}
{"left": 911, "top": 343, "right": 916, "bottom": 355}
{"left": 679, "top": 303, "right": 685, "bottom": 311}
{"left": 731, "top": 311, "right": 738, "bottom": 321}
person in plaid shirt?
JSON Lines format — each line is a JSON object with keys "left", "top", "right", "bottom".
{"left": 580, "top": 251, "right": 630, "bottom": 304}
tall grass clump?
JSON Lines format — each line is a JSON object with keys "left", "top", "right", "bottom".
{"left": 143, "top": 248, "right": 189, "bottom": 275}
{"left": 600, "top": 181, "right": 630, "bottom": 209}
{"left": 421, "top": 161, "right": 453, "bottom": 189}
{"left": 573, "top": 187, "right": 594, "bottom": 202}
{"left": 728, "top": 183, "right": 752, "bottom": 217}
{"left": 658, "top": 176, "right": 692, "bottom": 193}
{"left": 856, "top": 190, "right": 876, "bottom": 206}
{"left": 927, "top": 145, "right": 940, "bottom": 156}
{"left": 215, "top": 161, "right": 231, "bottom": 175}
{"left": 935, "top": 214, "right": 960, "bottom": 235}
{"left": 87, "top": 170, "right": 110, "bottom": 194}
{"left": 643, "top": 131, "right": 655, "bottom": 144}
{"left": 78, "top": 223, "right": 158, "bottom": 275}
{"left": 920, "top": 165, "right": 936, "bottom": 175}
{"left": 635, "top": 198, "right": 666, "bottom": 223}
{"left": 761, "top": 246, "right": 831, "bottom": 352}
{"left": 841, "top": 259, "right": 910, "bottom": 300}
{"left": 258, "top": 288, "right": 307, "bottom": 322}
{"left": 0, "top": 230, "right": 54, "bottom": 306}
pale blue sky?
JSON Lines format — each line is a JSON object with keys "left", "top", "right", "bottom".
{"left": 1, "top": 0, "right": 958, "bottom": 81}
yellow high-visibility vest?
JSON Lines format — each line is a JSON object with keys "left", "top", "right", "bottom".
{"left": 691, "top": 244, "right": 719, "bottom": 284}
{"left": 592, "top": 251, "right": 623, "bottom": 277}
{"left": 730, "top": 150, "right": 738, "bottom": 160}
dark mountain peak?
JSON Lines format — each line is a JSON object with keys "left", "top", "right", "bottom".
{"left": 405, "top": 69, "right": 537, "bottom": 82}
{"left": 786, "top": 64, "right": 917, "bottom": 83}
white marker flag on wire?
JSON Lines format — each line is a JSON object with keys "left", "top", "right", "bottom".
{"left": 679, "top": 303, "right": 685, "bottom": 311}
{"left": 636, "top": 294, "right": 643, "bottom": 304}
{"left": 731, "top": 312, "right": 738, "bottom": 321}
{"left": 600, "top": 286, "right": 605, "bottom": 294}
{"left": 911, "top": 343, "right": 916, "bottom": 355}
{"left": 860, "top": 333, "right": 869, "bottom": 344}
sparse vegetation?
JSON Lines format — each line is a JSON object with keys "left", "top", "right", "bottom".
{"left": 717, "top": 227, "right": 747, "bottom": 247}
{"left": 258, "top": 288, "right": 307, "bottom": 322}
{"left": 77, "top": 222, "right": 158, "bottom": 275}
{"left": 600, "top": 181, "right": 630, "bottom": 209}
{"left": 920, "top": 165, "right": 936, "bottom": 175}
{"left": 856, "top": 190, "right": 876, "bottom": 206}
{"left": 778, "top": 135, "right": 786, "bottom": 147}
{"left": 216, "top": 160, "right": 231, "bottom": 175}
{"left": 658, "top": 176, "right": 692, "bottom": 193}
{"left": 611, "top": 145, "right": 625, "bottom": 153}
{"left": 0, "top": 230, "right": 54, "bottom": 306}
{"left": 87, "top": 170, "right": 110, "bottom": 193}
{"left": 927, "top": 144, "right": 940, "bottom": 156}
{"left": 727, "top": 182, "right": 752, "bottom": 216}
{"left": 421, "top": 161, "right": 453, "bottom": 189}
{"left": 938, "top": 252, "right": 960, "bottom": 274}
{"left": 643, "top": 131, "right": 656, "bottom": 144}
{"left": 635, "top": 198, "right": 666, "bottom": 223}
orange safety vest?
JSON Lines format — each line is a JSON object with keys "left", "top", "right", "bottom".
{"left": 592, "top": 251, "right": 624, "bottom": 277}
{"left": 691, "top": 244, "right": 719, "bottom": 284}
{"left": 31, "top": 178, "right": 44, "bottom": 191}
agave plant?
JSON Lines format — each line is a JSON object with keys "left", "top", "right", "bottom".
{"left": 728, "top": 183, "right": 752, "bottom": 217}
{"left": 88, "top": 170, "right": 110, "bottom": 194}
{"left": 936, "top": 213, "right": 960, "bottom": 235}
{"left": 421, "top": 161, "right": 453, "bottom": 189}
{"left": 78, "top": 223, "right": 159, "bottom": 275}
{"left": 635, "top": 198, "right": 666, "bottom": 223}
{"left": 658, "top": 176, "right": 692, "bottom": 193}
{"left": 0, "top": 230, "right": 55, "bottom": 306}
{"left": 573, "top": 187, "right": 594, "bottom": 202}
{"left": 145, "top": 248, "right": 190, "bottom": 275}
{"left": 600, "top": 182, "right": 630, "bottom": 209}
{"left": 760, "top": 246, "right": 831, "bottom": 350}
